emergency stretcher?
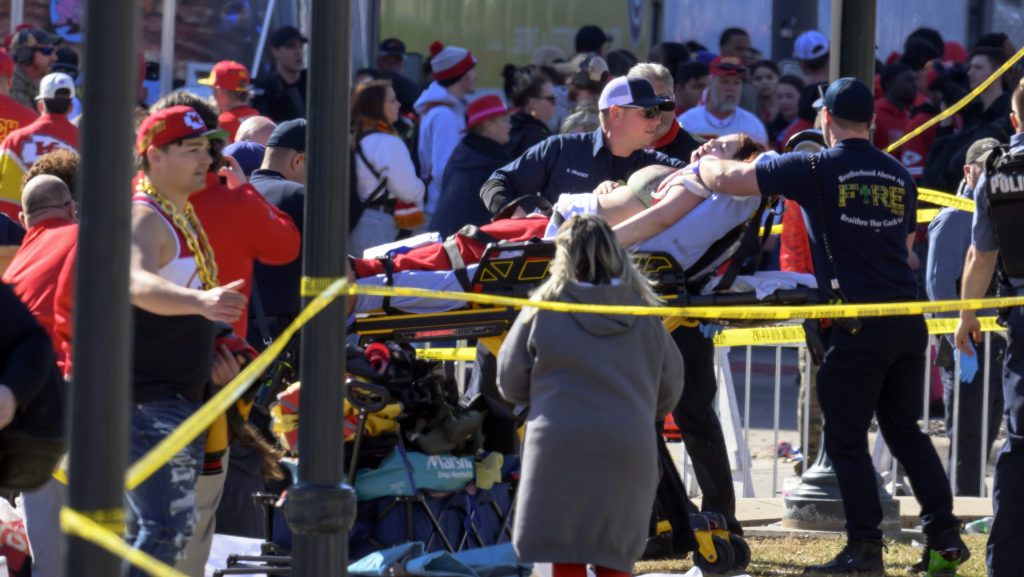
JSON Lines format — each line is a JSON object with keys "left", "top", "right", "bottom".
{"left": 351, "top": 222, "right": 821, "bottom": 349}
{"left": 351, "top": 130, "right": 829, "bottom": 347}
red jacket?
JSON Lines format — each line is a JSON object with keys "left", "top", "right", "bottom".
{"left": 1, "top": 218, "right": 77, "bottom": 369}
{"left": 54, "top": 242, "right": 75, "bottom": 377}
{"left": 353, "top": 217, "right": 550, "bottom": 277}
{"left": 191, "top": 173, "right": 301, "bottom": 336}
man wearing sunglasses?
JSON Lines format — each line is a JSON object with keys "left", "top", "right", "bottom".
{"left": 678, "top": 56, "right": 767, "bottom": 145}
{"left": 480, "top": 76, "right": 684, "bottom": 218}
{"left": 628, "top": 62, "right": 704, "bottom": 163}
{"left": 8, "top": 27, "right": 61, "bottom": 111}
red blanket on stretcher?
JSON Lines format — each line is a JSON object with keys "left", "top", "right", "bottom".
{"left": 352, "top": 217, "right": 549, "bottom": 277}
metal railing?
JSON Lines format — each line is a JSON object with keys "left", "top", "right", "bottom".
{"left": 701, "top": 334, "right": 1005, "bottom": 501}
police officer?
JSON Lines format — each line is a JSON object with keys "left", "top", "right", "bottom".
{"left": 928, "top": 137, "right": 1005, "bottom": 498}
{"left": 955, "top": 81, "right": 1024, "bottom": 577}
{"left": 698, "top": 77, "right": 966, "bottom": 574}
{"left": 479, "top": 75, "right": 685, "bottom": 217}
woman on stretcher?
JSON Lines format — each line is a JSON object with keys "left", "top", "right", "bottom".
{"left": 351, "top": 133, "right": 815, "bottom": 313}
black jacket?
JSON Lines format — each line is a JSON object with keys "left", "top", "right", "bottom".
{"left": 249, "top": 169, "right": 305, "bottom": 342}
{"left": 252, "top": 69, "right": 308, "bottom": 123}
{"left": 0, "top": 212, "right": 24, "bottom": 245}
{"left": 923, "top": 92, "right": 1012, "bottom": 192}
{"left": 0, "top": 282, "right": 63, "bottom": 439}
{"left": 431, "top": 133, "right": 515, "bottom": 237}
{"left": 480, "top": 129, "right": 685, "bottom": 215}
{"left": 508, "top": 111, "right": 551, "bottom": 158}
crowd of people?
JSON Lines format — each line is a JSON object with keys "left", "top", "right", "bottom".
{"left": 0, "top": 15, "right": 1021, "bottom": 577}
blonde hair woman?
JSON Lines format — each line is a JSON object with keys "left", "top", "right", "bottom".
{"left": 497, "top": 213, "right": 683, "bottom": 577}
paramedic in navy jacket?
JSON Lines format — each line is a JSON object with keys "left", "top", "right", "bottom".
{"left": 479, "top": 76, "right": 685, "bottom": 216}
{"left": 695, "top": 77, "right": 966, "bottom": 575}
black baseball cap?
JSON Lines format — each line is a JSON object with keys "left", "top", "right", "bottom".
{"left": 813, "top": 77, "right": 874, "bottom": 123}
{"left": 576, "top": 25, "right": 610, "bottom": 53}
{"left": 270, "top": 25, "right": 308, "bottom": 49}
{"left": 379, "top": 38, "right": 406, "bottom": 57}
{"left": 267, "top": 118, "right": 306, "bottom": 152}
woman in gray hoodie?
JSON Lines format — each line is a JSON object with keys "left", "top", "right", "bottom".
{"left": 497, "top": 213, "right": 684, "bottom": 577}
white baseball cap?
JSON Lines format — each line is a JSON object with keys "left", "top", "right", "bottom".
{"left": 793, "top": 30, "right": 829, "bottom": 61}
{"left": 597, "top": 76, "right": 674, "bottom": 111}
{"left": 37, "top": 72, "right": 75, "bottom": 100}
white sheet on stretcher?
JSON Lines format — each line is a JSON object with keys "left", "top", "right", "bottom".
{"left": 354, "top": 268, "right": 819, "bottom": 314}
{"left": 702, "top": 271, "right": 818, "bottom": 300}
{"left": 354, "top": 266, "right": 476, "bottom": 314}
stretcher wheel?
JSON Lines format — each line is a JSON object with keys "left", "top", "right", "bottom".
{"left": 729, "top": 533, "right": 751, "bottom": 570}
{"left": 693, "top": 535, "right": 734, "bottom": 574}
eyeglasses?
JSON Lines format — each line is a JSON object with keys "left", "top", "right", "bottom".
{"left": 537, "top": 95, "right": 557, "bottom": 104}
{"left": 34, "top": 46, "right": 55, "bottom": 56}
{"left": 619, "top": 105, "right": 661, "bottom": 119}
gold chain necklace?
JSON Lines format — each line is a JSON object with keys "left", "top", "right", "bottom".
{"left": 136, "top": 177, "right": 220, "bottom": 290}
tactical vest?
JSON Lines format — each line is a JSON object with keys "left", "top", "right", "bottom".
{"left": 985, "top": 148, "right": 1024, "bottom": 278}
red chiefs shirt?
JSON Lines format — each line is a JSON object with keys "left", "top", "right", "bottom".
{"left": 0, "top": 114, "right": 79, "bottom": 219}
{"left": 191, "top": 173, "right": 301, "bottom": 336}
{"left": 0, "top": 94, "right": 38, "bottom": 144}
{"left": 1, "top": 218, "right": 78, "bottom": 368}
{"left": 219, "top": 105, "right": 260, "bottom": 143}
{"left": 873, "top": 97, "right": 934, "bottom": 180}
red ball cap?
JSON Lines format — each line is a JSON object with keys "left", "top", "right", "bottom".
{"left": 465, "top": 95, "right": 510, "bottom": 131}
{"left": 709, "top": 55, "right": 746, "bottom": 77}
{"left": 198, "top": 60, "right": 251, "bottom": 92}
{"left": 136, "top": 105, "right": 228, "bottom": 156}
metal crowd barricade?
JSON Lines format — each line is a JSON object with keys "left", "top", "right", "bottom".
{"left": 415, "top": 324, "right": 1003, "bottom": 502}
{"left": 705, "top": 332, "right": 1004, "bottom": 502}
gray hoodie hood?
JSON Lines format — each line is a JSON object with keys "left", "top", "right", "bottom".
{"left": 561, "top": 282, "right": 644, "bottom": 336}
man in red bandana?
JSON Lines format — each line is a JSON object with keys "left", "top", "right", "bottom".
{"left": 126, "top": 105, "right": 246, "bottom": 575}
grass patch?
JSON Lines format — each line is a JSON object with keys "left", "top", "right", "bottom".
{"left": 634, "top": 535, "right": 987, "bottom": 576}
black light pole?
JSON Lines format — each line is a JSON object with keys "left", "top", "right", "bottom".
{"left": 284, "top": 0, "right": 356, "bottom": 574}
{"left": 836, "top": 0, "right": 877, "bottom": 86}
{"left": 65, "top": 0, "right": 139, "bottom": 574}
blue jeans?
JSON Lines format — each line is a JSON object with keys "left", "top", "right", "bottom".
{"left": 989, "top": 305, "right": 1024, "bottom": 576}
{"left": 124, "top": 396, "right": 205, "bottom": 575}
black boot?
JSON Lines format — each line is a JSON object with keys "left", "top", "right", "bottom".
{"left": 804, "top": 539, "right": 884, "bottom": 575}
{"left": 909, "top": 524, "right": 970, "bottom": 574}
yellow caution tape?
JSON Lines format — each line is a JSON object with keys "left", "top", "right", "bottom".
{"left": 340, "top": 281, "right": 1024, "bottom": 321}
{"left": 416, "top": 347, "right": 477, "bottom": 362}
{"left": 416, "top": 317, "right": 1004, "bottom": 353}
{"left": 918, "top": 208, "right": 940, "bottom": 223}
{"left": 61, "top": 507, "right": 189, "bottom": 577}
{"left": 919, "top": 188, "right": 975, "bottom": 212}
{"left": 125, "top": 277, "right": 349, "bottom": 490}
{"left": 886, "top": 44, "right": 1024, "bottom": 154}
